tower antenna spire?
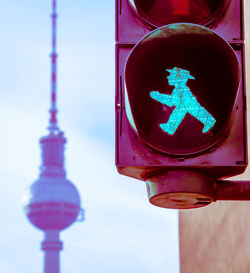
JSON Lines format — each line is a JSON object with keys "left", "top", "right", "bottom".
{"left": 49, "top": 0, "right": 58, "bottom": 132}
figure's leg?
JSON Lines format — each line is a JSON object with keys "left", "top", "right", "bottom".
{"left": 188, "top": 103, "right": 216, "bottom": 133}
{"left": 160, "top": 108, "right": 187, "bottom": 135}
{"left": 150, "top": 91, "right": 174, "bottom": 107}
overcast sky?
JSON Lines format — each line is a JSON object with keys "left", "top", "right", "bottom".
{"left": 0, "top": 1, "right": 179, "bottom": 273}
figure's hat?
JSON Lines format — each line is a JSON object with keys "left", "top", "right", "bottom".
{"left": 166, "top": 67, "right": 195, "bottom": 80}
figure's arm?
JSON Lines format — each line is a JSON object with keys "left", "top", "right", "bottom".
{"left": 150, "top": 91, "right": 174, "bottom": 107}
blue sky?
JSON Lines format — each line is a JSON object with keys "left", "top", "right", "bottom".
{"left": 0, "top": 1, "right": 179, "bottom": 273}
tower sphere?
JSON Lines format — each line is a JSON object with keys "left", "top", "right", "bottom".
{"left": 24, "top": 176, "right": 81, "bottom": 231}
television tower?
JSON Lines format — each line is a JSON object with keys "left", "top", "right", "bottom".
{"left": 23, "top": 1, "right": 84, "bottom": 272}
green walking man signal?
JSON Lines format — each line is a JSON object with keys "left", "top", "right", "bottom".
{"left": 150, "top": 67, "right": 216, "bottom": 135}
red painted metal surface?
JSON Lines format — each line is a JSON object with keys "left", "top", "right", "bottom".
{"left": 215, "top": 180, "right": 250, "bottom": 200}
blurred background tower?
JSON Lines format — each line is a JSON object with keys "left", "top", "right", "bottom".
{"left": 23, "top": 1, "right": 84, "bottom": 272}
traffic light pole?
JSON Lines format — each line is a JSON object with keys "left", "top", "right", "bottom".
{"left": 215, "top": 180, "right": 250, "bottom": 201}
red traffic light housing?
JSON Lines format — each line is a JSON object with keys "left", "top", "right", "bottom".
{"left": 115, "top": 0, "right": 247, "bottom": 209}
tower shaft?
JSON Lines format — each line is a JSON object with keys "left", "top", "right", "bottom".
{"left": 42, "top": 230, "right": 63, "bottom": 273}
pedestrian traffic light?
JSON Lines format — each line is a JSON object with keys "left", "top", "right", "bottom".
{"left": 115, "top": 0, "right": 247, "bottom": 209}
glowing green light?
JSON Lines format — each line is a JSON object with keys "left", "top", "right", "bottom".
{"left": 150, "top": 67, "right": 216, "bottom": 135}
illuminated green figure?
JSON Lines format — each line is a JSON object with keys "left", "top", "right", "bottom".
{"left": 150, "top": 67, "right": 216, "bottom": 135}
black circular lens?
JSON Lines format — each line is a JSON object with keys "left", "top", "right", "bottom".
{"left": 125, "top": 24, "right": 240, "bottom": 156}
